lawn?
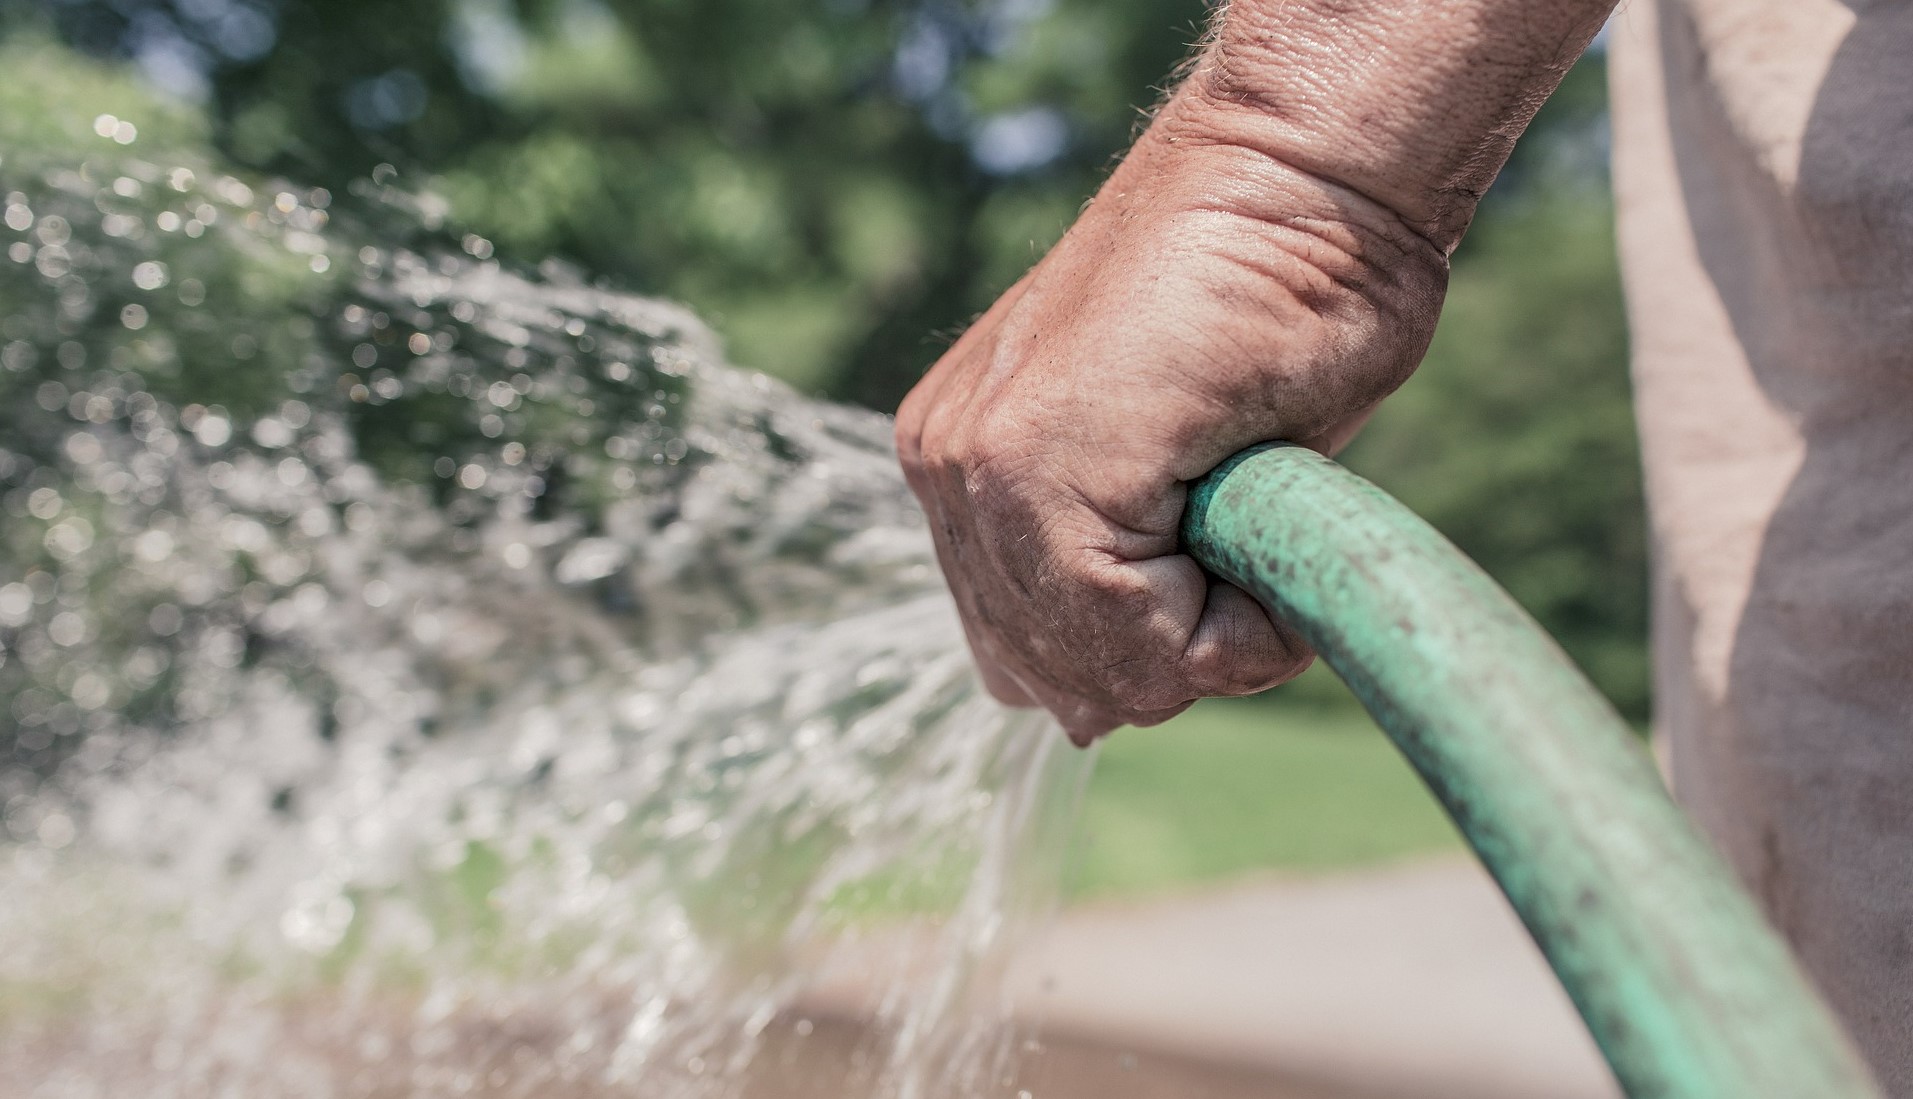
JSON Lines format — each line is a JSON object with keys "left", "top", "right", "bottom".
{"left": 1069, "top": 688, "right": 1463, "bottom": 900}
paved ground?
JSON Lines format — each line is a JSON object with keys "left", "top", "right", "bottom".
{"left": 1003, "top": 856, "right": 1621, "bottom": 1099}
{"left": 795, "top": 855, "right": 1620, "bottom": 1097}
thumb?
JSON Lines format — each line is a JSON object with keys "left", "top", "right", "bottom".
{"left": 1181, "top": 574, "right": 1314, "bottom": 696}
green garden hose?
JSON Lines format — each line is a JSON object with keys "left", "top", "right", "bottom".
{"left": 1182, "top": 443, "right": 1879, "bottom": 1099}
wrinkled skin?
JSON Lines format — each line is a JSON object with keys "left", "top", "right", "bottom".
{"left": 896, "top": 84, "right": 1451, "bottom": 744}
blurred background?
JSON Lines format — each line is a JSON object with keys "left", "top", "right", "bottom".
{"left": 0, "top": 1, "right": 1641, "bottom": 1094}
{"left": 0, "top": 0, "right": 1642, "bottom": 976}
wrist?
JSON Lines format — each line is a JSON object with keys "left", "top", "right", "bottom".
{"left": 1123, "top": 91, "right": 1449, "bottom": 296}
{"left": 1160, "top": 0, "right": 1611, "bottom": 251}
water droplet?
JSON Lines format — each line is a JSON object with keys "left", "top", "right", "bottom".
{"left": 47, "top": 610, "right": 88, "bottom": 647}
{"left": 3, "top": 340, "right": 36, "bottom": 372}
{"left": 191, "top": 413, "right": 231, "bottom": 447}
{"left": 0, "top": 583, "right": 31, "bottom": 627}
{"left": 132, "top": 261, "right": 169, "bottom": 291}
{"left": 70, "top": 672, "right": 110, "bottom": 711}
{"left": 26, "top": 487, "right": 62, "bottom": 519}
{"left": 134, "top": 530, "right": 174, "bottom": 563}
{"left": 63, "top": 432, "right": 102, "bottom": 465}
{"left": 35, "top": 246, "right": 71, "bottom": 279}
{"left": 147, "top": 603, "right": 183, "bottom": 637}
{"left": 252, "top": 417, "right": 293, "bottom": 449}
{"left": 101, "top": 213, "right": 143, "bottom": 239}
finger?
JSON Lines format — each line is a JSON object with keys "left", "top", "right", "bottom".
{"left": 987, "top": 627, "right": 1192, "bottom": 746}
{"left": 1295, "top": 403, "right": 1380, "bottom": 457}
{"left": 976, "top": 657, "right": 1039, "bottom": 709}
{"left": 1049, "top": 693, "right": 1188, "bottom": 748}
{"left": 1181, "top": 578, "right": 1314, "bottom": 696}
{"left": 956, "top": 633, "right": 1145, "bottom": 745}
{"left": 901, "top": 275, "right": 1035, "bottom": 431}
{"left": 1122, "top": 699, "right": 1194, "bottom": 730}
{"left": 916, "top": 485, "right": 1040, "bottom": 709}
{"left": 970, "top": 621, "right": 1187, "bottom": 745}
{"left": 1076, "top": 554, "right": 1309, "bottom": 707}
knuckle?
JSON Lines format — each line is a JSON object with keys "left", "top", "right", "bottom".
{"left": 1074, "top": 558, "right": 1153, "bottom": 605}
{"left": 957, "top": 431, "right": 1031, "bottom": 493}
{"left": 909, "top": 411, "right": 973, "bottom": 490}
{"left": 959, "top": 395, "right": 1057, "bottom": 477}
{"left": 1125, "top": 702, "right": 1193, "bottom": 729}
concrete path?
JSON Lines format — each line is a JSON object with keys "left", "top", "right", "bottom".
{"left": 1006, "top": 856, "right": 1622, "bottom": 1099}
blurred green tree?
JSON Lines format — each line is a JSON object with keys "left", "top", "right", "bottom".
{"left": 2, "top": 0, "right": 1222, "bottom": 404}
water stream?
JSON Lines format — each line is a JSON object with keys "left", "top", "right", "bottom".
{"left": 0, "top": 109, "right": 1089, "bottom": 1098}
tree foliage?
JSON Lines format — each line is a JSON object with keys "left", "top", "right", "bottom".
{"left": 5, "top": 0, "right": 1221, "bottom": 404}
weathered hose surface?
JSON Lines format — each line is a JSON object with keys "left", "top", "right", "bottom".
{"left": 1181, "top": 444, "right": 1880, "bottom": 1099}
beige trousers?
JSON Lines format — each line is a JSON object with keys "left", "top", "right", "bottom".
{"left": 1609, "top": 0, "right": 1913, "bottom": 1089}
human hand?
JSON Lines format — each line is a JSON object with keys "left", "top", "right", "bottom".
{"left": 895, "top": 86, "right": 1451, "bottom": 744}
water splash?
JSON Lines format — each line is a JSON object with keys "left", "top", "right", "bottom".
{"left": 0, "top": 97, "right": 1088, "bottom": 1098}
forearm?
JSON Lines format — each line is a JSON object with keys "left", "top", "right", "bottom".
{"left": 1158, "top": 0, "right": 1616, "bottom": 250}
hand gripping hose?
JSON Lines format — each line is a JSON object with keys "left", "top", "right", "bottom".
{"left": 1182, "top": 444, "right": 1880, "bottom": 1098}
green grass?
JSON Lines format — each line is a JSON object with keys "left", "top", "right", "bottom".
{"left": 1069, "top": 693, "right": 1462, "bottom": 899}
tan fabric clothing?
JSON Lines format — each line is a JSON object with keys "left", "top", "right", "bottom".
{"left": 1609, "top": 0, "right": 1913, "bottom": 1088}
